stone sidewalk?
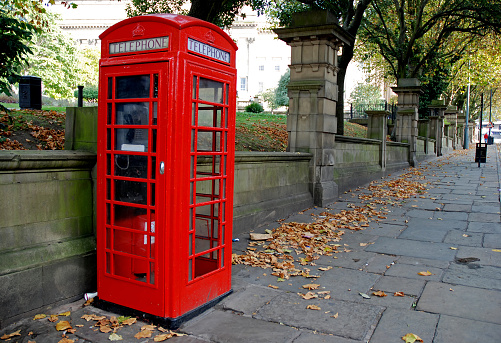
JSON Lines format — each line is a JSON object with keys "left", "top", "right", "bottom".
{"left": 2, "top": 146, "right": 501, "bottom": 342}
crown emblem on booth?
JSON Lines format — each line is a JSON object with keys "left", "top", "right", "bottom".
{"left": 132, "top": 24, "right": 145, "bottom": 37}
{"left": 204, "top": 31, "right": 215, "bottom": 43}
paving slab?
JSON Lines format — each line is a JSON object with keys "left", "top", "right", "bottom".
{"left": 442, "top": 263, "right": 501, "bottom": 291}
{"left": 372, "top": 276, "right": 425, "bottom": 297}
{"left": 368, "top": 308, "right": 439, "bottom": 343}
{"left": 360, "top": 223, "right": 406, "bottom": 238}
{"left": 416, "top": 281, "right": 501, "bottom": 324}
{"left": 483, "top": 233, "right": 501, "bottom": 248}
{"left": 443, "top": 230, "right": 483, "bottom": 247}
{"left": 314, "top": 267, "right": 381, "bottom": 302}
{"left": 398, "top": 225, "right": 450, "bottom": 243}
{"left": 468, "top": 212, "right": 501, "bottom": 223}
{"left": 467, "top": 221, "right": 501, "bottom": 234}
{"left": 181, "top": 310, "right": 301, "bottom": 343}
{"left": 365, "top": 237, "right": 457, "bottom": 261}
{"left": 316, "top": 250, "right": 377, "bottom": 270}
{"left": 395, "top": 256, "right": 451, "bottom": 269}
{"left": 255, "top": 292, "right": 384, "bottom": 340}
{"left": 471, "top": 204, "right": 501, "bottom": 214}
{"left": 442, "top": 203, "right": 472, "bottom": 212}
{"left": 384, "top": 263, "right": 444, "bottom": 282}
{"left": 455, "top": 246, "right": 501, "bottom": 267}
{"left": 364, "top": 254, "right": 399, "bottom": 274}
{"left": 432, "top": 211, "right": 469, "bottom": 221}
{"left": 406, "top": 217, "right": 467, "bottom": 232}
{"left": 404, "top": 209, "right": 435, "bottom": 219}
{"left": 293, "top": 332, "right": 362, "bottom": 343}
{"left": 219, "top": 284, "right": 282, "bottom": 315}
{"left": 433, "top": 315, "right": 501, "bottom": 343}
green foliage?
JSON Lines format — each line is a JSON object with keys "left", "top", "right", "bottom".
{"left": 260, "top": 88, "right": 278, "bottom": 111}
{"left": 245, "top": 102, "right": 264, "bottom": 113}
{"left": 349, "top": 82, "right": 382, "bottom": 106}
{"left": 74, "top": 85, "right": 98, "bottom": 102}
{"left": 0, "top": 3, "right": 35, "bottom": 96}
{"left": 76, "top": 48, "right": 100, "bottom": 87}
{"left": 274, "top": 69, "right": 289, "bottom": 107}
{"left": 24, "top": 11, "right": 78, "bottom": 99}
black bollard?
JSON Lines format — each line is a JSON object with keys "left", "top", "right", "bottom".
{"left": 78, "top": 85, "right": 84, "bottom": 107}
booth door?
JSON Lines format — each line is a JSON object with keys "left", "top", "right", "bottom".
{"left": 99, "top": 62, "right": 167, "bottom": 314}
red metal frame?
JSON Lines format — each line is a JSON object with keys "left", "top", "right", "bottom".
{"left": 97, "top": 14, "right": 237, "bottom": 321}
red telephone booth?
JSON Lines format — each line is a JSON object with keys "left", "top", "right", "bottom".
{"left": 96, "top": 14, "right": 237, "bottom": 327}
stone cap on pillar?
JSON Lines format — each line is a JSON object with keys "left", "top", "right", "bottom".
{"left": 365, "top": 110, "right": 390, "bottom": 117}
{"left": 428, "top": 99, "right": 448, "bottom": 117}
{"left": 273, "top": 10, "right": 354, "bottom": 46}
{"left": 391, "top": 78, "right": 423, "bottom": 94}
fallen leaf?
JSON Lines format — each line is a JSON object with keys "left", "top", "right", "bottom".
{"left": 394, "top": 292, "right": 405, "bottom": 297}
{"left": 154, "top": 333, "right": 173, "bottom": 341}
{"left": 306, "top": 304, "right": 321, "bottom": 310}
{"left": 372, "top": 290, "right": 387, "bottom": 297}
{"left": 359, "top": 292, "right": 371, "bottom": 299}
{"left": 318, "top": 266, "right": 332, "bottom": 271}
{"left": 249, "top": 233, "right": 273, "bottom": 241}
{"left": 331, "top": 312, "right": 339, "bottom": 318}
{"left": 401, "top": 333, "right": 423, "bottom": 343}
{"left": 76, "top": 325, "right": 84, "bottom": 328}
{"left": 100, "top": 326, "right": 113, "bottom": 333}
{"left": 302, "top": 283, "right": 320, "bottom": 290}
{"left": 55, "top": 320, "right": 72, "bottom": 331}
{"left": 300, "top": 291, "right": 318, "bottom": 300}
{"left": 492, "top": 249, "right": 501, "bottom": 253}
{"left": 141, "top": 324, "right": 157, "bottom": 331}
{"left": 157, "top": 327, "right": 169, "bottom": 333}
{"left": 67, "top": 328, "right": 76, "bottom": 334}
{"left": 324, "top": 295, "right": 331, "bottom": 300}
{"left": 33, "top": 314, "right": 46, "bottom": 320}
{"left": 58, "top": 311, "right": 71, "bottom": 316}
{"left": 48, "top": 315, "right": 59, "bottom": 322}
{"left": 121, "top": 317, "right": 137, "bottom": 325}
{"left": 450, "top": 247, "right": 457, "bottom": 250}
{"left": 135, "top": 330, "right": 152, "bottom": 339}
{"left": 268, "top": 284, "right": 279, "bottom": 289}
{"left": 1, "top": 330, "right": 21, "bottom": 339}
{"left": 449, "top": 288, "right": 454, "bottom": 292}
{"left": 109, "top": 332, "right": 123, "bottom": 341}
{"left": 417, "top": 270, "right": 433, "bottom": 276}
{"left": 84, "top": 298, "right": 94, "bottom": 306}
{"left": 462, "top": 234, "right": 469, "bottom": 237}
{"left": 58, "top": 338, "right": 74, "bottom": 343}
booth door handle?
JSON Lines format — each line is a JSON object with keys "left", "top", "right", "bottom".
{"left": 159, "top": 161, "right": 165, "bottom": 175}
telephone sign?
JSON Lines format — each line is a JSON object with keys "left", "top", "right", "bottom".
{"left": 96, "top": 14, "right": 237, "bottom": 327}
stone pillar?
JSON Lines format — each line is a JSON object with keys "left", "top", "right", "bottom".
{"left": 445, "top": 106, "right": 458, "bottom": 149}
{"left": 418, "top": 119, "right": 429, "bottom": 154}
{"left": 391, "top": 78, "right": 422, "bottom": 166}
{"left": 274, "top": 10, "right": 354, "bottom": 206}
{"left": 428, "top": 100, "right": 447, "bottom": 156}
{"left": 366, "top": 110, "right": 388, "bottom": 170}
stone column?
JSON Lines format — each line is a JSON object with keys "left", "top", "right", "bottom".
{"left": 391, "top": 78, "right": 422, "bottom": 166}
{"left": 366, "top": 110, "right": 388, "bottom": 170}
{"left": 428, "top": 100, "right": 447, "bottom": 156}
{"left": 274, "top": 10, "right": 354, "bottom": 206}
{"left": 445, "top": 106, "right": 458, "bottom": 149}
{"left": 418, "top": 119, "right": 429, "bottom": 154}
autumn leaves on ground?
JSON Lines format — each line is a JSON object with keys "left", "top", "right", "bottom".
{"left": 0, "top": 108, "right": 369, "bottom": 151}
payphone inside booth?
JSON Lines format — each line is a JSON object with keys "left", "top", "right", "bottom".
{"left": 96, "top": 14, "right": 237, "bottom": 327}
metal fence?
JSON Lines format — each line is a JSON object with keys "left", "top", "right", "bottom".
{"left": 347, "top": 102, "right": 397, "bottom": 121}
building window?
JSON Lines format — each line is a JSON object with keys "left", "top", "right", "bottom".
{"left": 259, "top": 65, "right": 264, "bottom": 71}
{"left": 275, "top": 65, "right": 280, "bottom": 72}
{"left": 240, "top": 78, "right": 247, "bottom": 91}
{"left": 258, "top": 82, "right": 264, "bottom": 93}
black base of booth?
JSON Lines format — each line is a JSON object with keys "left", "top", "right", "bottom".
{"left": 92, "top": 290, "right": 232, "bottom": 329}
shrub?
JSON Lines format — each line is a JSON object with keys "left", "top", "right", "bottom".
{"left": 245, "top": 102, "right": 264, "bottom": 113}
{"left": 74, "top": 85, "right": 99, "bottom": 102}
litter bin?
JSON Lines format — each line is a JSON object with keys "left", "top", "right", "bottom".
{"left": 19, "top": 76, "right": 42, "bottom": 110}
{"left": 488, "top": 136, "right": 494, "bottom": 145}
{"left": 475, "top": 143, "right": 487, "bottom": 163}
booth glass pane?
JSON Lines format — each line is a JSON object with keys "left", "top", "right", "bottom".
{"left": 114, "top": 155, "right": 148, "bottom": 178}
{"left": 153, "top": 74, "right": 158, "bottom": 98}
{"left": 108, "top": 78, "right": 113, "bottom": 99}
{"left": 198, "top": 106, "right": 222, "bottom": 127}
{"left": 116, "top": 75, "right": 150, "bottom": 99}
{"left": 113, "top": 230, "right": 148, "bottom": 257}
{"left": 106, "top": 129, "right": 111, "bottom": 150}
{"left": 197, "top": 131, "right": 221, "bottom": 152}
{"left": 115, "top": 129, "right": 148, "bottom": 151}
{"left": 192, "top": 76, "right": 197, "bottom": 100}
{"left": 150, "top": 183, "right": 155, "bottom": 206}
{"left": 195, "top": 179, "right": 219, "bottom": 204}
{"left": 106, "top": 179, "right": 111, "bottom": 200}
{"left": 192, "top": 103, "right": 196, "bottom": 126}
{"left": 106, "top": 252, "right": 111, "bottom": 273}
{"left": 113, "top": 205, "right": 147, "bottom": 228}
{"left": 107, "top": 104, "right": 112, "bottom": 124}
{"left": 149, "top": 262, "right": 155, "bottom": 284}
{"left": 115, "top": 180, "right": 147, "bottom": 205}
{"left": 151, "top": 156, "right": 156, "bottom": 179}
{"left": 196, "top": 155, "right": 221, "bottom": 176}
{"left": 153, "top": 102, "right": 158, "bottom": 125}
{"left": 198, "top": 78, "right": 223, "bottom": 103}
{"left": 116, "top": 102, "right": 149, "bottom": 125}
{"left": 106, "top": 204, "right": 111, "bottom": 225}
{"left": 106, "top": 228, "right": 111, "bottom": 249}
{"left": 106, "top": 154, "right": 111, "bottom": 175}
{"left": 221, "top": 248, "right": 224, "bottom": 268}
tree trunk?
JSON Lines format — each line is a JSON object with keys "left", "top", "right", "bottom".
{"left": 336, "top": 42, "right": 355, "bottom": 136}
{"left": 188, "top": 0, "right": 224, "bottom": 23}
